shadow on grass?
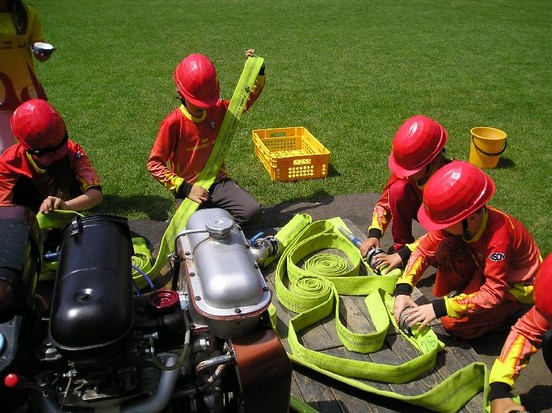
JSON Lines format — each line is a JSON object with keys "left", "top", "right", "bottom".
{"left": 98, "top": 188, "right": 337, "bottom": 239}
{"left": 95, "top": 194, "right": 171, "bottom": 221}
{"left": 95, "top": 189, "right": 337, "bottom": 242}
{"left": 496, "top": 156, "right": 515, "bottom": 169}
{"left": 327, "top": 162, "right": 341, "bottom": 178}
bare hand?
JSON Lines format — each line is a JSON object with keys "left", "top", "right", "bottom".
{"left": 393, "top": 295, "right": 416, "bottom": 324}
{"left": 245, "top": 49, "right": 255, "bottom": 57}
{"left": 372, "top": 252, "right": 403, "bottom": 272}
{"left": 490, "top": 397, "right": 527, "bottom": 413}
{"left": 360, "top": 237, "right": 379, "bottom": 256}
{"left": 39, "top": 196, "right": 66, "bottom": 214}
{"left": 402, "top": 303, "right": 436, "bottom": 330}
{"left": 188, "top": 184, "right": 209, "bottom": 204}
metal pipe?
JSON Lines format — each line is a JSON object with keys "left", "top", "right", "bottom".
{"left": 198, "top": 364, "right": 227, "bottom": 392}
{"left": 195, "top": 353, "right": 234, "bottom": 373}
{"left": 120, "top": 354, "right": 180, "bottom": 413}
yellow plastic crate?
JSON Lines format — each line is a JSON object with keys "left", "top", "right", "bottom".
{"left": 252, "top": 127, "right": 330, "bottom": 182}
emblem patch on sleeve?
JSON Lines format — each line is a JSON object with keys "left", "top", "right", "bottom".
{"left": 489, "top": 252, "right": 505, "bottom": 262}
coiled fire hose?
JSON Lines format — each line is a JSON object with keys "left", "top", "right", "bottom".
{"left": 268, "top": 214, "right": 489, "bottom": 413}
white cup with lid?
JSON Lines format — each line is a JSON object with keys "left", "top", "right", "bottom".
{"left": 32, "top": 42, "right": 56, "bottom": 56}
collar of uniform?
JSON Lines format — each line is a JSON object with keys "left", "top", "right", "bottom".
{"left": 179, "top": 104, "right": 206, "bottom": 123}
{"left": 464, "top": 207, "right": 488, "bottom": 243}
{"left": 25, "top": 151, "right": 47, "bottom": 174}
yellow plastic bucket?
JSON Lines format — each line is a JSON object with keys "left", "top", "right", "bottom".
{"left": 469, "top": 127, "right": 507, "bottom": 169}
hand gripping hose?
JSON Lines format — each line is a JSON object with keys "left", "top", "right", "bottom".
{"left": 36, "top": 210, "right": 83, "bottom": 230}
{"left": 268, "top": 215, "right": 488, "bottom": 413}
{"left": 131, "top": 55, "right": 265, "bottom": 289}
{"left": 36, "top": 210, "right": 84, "bottom": 281}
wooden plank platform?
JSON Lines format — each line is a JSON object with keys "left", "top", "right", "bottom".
{"left": 263, "top": 219, "right": 485, "bottom": 413}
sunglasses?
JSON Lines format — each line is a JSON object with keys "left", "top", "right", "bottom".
{"left": 26, "top": 134, "right": 69, "bottom": 156}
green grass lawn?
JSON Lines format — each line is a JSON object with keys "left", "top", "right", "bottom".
{"left": 32, "top": 0, "right": 551, "bottom": 254}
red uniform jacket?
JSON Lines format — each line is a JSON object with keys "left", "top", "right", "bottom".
{"left": 0, "top": 140, "right": 101, "bottom": 213}
{"left": 147, "top": 74, "right": 265, "bottom": 195}
{"left": 398, "top": 207, "right": 540, "bottom": 319}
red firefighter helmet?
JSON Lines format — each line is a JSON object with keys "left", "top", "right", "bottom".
{"left": 388, "top": 115, "right": 448, "bottom": 178}
{"left": 174, "top": 54, "right": 220, "bottom": 108}
{"left": 417, "top": 160, "right": 495, "bottom": 231}
{"left": 535, "top": 254, "right": 552, "bottom": 324}
{"left": 10, "top": 99, "right": 67, "bottom": 151}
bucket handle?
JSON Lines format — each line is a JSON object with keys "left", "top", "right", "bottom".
{"left": 471, "top": 136, "right": 507, "bottom": 157}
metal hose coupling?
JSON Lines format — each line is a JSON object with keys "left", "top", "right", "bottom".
{"left": 399, "top": 306, "right": 414, "bottom": 336}
{"left": 249, "top": 235, "right": 280, "bottom": 265}
{"left": 366, "top": 247, "right": 386, "bottom": 275}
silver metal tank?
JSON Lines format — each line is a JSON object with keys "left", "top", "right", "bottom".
{"left": 178, "top": 208, "right": 271, "bottom": 338}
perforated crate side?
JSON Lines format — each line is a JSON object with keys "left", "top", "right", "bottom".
{"left": 275, "top": 153, "right": 329, "bottom": 181}
{"left": 252, "top": 139, "right": 274, "bottom": 180}
{"left": 301, "top": 133, "right": 328, "bottom": 154}
{"left": 264, "top": 136, "right": 302, "bottom": 153}
{"left": 252, "top": 127, "right": 329, "bottom": 181}
{"left": 252, "top": 133, "right": 271, "bottom": 163}
{"left": 253, "top": 127, "right": 304, "bottom": 141}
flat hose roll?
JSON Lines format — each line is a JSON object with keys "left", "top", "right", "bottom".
{"left": 270, "top": 215, "right": 488, "bottom": 413}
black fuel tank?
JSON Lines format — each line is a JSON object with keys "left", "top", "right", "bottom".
{"left": 49, "top": 215, "right": 133, "bottom": 362}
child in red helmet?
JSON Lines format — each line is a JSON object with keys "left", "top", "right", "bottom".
{"left": 0, "top": 99, "right": 102, "bottom": 214}
{"left": 147, "top": 50, "right": 265, "bottom": 225}
{"left": 360, "top": 115, "right": 451, "bottom": 270}
{"left": 393, "top": 161, "right": 540, "bottom": 340}
{"left": 489, "top": 253, "right": 552, "bottom": 413}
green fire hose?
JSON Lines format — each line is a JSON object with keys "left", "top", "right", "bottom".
{"left": 268, "top": 214, "right": 489, "bottom": 412}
